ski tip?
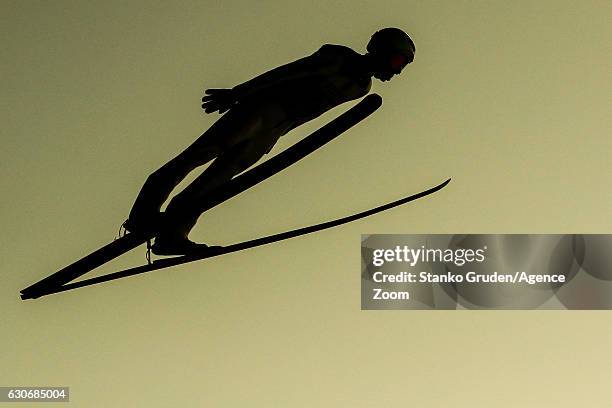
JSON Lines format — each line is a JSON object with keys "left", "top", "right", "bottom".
{"left": 427, "top": 178, "right": 452, "bottom": 194}
{"left": 364, "top": 93, "right": 383, "bottom": 108}
{"left": 430, "top": 178, "right": 451, "bottom": 192}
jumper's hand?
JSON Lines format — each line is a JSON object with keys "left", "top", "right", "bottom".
{"left": 201, "top": 88, "right": 237, "bottom": 114}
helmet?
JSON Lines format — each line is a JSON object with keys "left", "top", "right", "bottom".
{"left": 367, "top": 28, "right": 415, "bottom": 68}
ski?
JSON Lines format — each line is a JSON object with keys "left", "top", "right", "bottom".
{"left": 21, "top": 178, "right": 450, "bottom": 299}
{"left": 20, "top": 94, "right": 382, "bottom": 299}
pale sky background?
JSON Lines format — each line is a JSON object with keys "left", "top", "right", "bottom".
{"left": 2, "top": 1, "right": 611, "bottom": 406}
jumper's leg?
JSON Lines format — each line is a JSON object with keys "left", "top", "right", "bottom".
{"left": 125, "top": 147, "right": 219, "bottom": 233}
{"left": 125, "top": 108, "right": 260, "bottom": 233}
{"left": 156, "top": 137, "right": 273, "bottom": 246}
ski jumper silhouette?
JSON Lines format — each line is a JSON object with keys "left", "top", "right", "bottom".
{"left": 124, "top": 28, "right": 415, "bottom": 255}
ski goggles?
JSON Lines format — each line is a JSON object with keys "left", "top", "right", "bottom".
{"left": 389, "top": 53, "right": 413, "bottom": 71}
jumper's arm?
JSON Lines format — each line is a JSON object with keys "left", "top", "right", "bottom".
{"left": 232, "top": 44, "right": 341, "bottom": 101}
{"left": 202, "top": 44, "right": 343, "bottom": 113}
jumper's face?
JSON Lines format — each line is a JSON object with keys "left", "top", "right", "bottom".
{"left": 372, "top": 48, "right": 415, "bottom": 81}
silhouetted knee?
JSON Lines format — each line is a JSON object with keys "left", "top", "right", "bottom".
{"left": 145, "top": 155, "right": 198, "bottom": 187}
{"left": 139, "top": 170, "right": 168, "bottom": 194}
{"left": 145, "top": 169, "right": 164, "bottom": 184}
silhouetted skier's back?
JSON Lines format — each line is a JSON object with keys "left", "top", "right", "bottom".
{"left": 124, "top": 28, "right": 415, "bottom": 255}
